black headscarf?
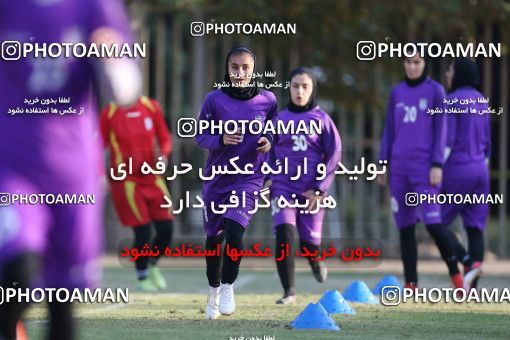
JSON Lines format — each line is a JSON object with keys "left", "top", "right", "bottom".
{"left": 404, "top": 43, "right": 428, "bottom": 87}
{"left": 287, "top": 66, "right": 318, "bottom": 113}
{"left": 451, "top": 57, "right": 479, "bottom": 92}
{"left": 221, "top": 47, "right": 260, "bottom": 100}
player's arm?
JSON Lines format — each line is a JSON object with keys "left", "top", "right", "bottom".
{"left": 257, "top": 99, "right": 278, "bottom": 153}
{"left": 315, "top": 114, "right": 342, "bottom": 194}
{"left": 151, "top": 99, "right": 172, "bottom": 159}
{"left": 99, "top": 103, "right": 116, "bottom": 189}
{"left": 430, "top": 85, "right": 447, "bottom": 185}
{"left": 99, "top": 103, "right": 114, "bottom": 148}
{"left": 444, "top": 96, "right": 457, "bottom": 161}
{"left": 195, "top": 95, "right": 223, "bottom": 150}
{"left": 302, "top": 114, "right": 341, "bottom": 212}
{"left": 377, "top": 89, "right": 396, "bottom": 186}
{"left": 431, "top": 85, "right": 447, "bottom": 168}
{"left": 483, "top": 103, "right": 492, "bottom": 164}
{"left": 263, "top": 133, "right": 279, "bottom": 189}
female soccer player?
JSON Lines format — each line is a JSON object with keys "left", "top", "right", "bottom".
{"left": 0, "top": 1, "right": 140, "bottom": 339}
{"left": 100, "top": 96, "right": 174, "bottom": 292}
{"left": 265, "top": 67, "right": 341, "bottom": 304}
{"left": 378, "top": 51, "right": 463, "bottom": 290}
{"left": 196, "top": 47, "right": 277, "bottom": 319}
{"left": 442, "top": 57, "right": 491, "bottom": 290}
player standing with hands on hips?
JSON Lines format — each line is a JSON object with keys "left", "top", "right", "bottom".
{"left": 196, "top": 47, "right": 277, "bottom": 319}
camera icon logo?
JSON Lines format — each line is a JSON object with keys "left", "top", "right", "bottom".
{"left": 0, "top": 193, "right": 11, "bottom": 207}
{"left": 190, "top": 22, "right": 205, "bottom": 37}
{"left": 381, "top": 285, "right": 401, "bottom": 306}
{"left": 177, "top": 118, "right": 197, "bottom": 138}
{"left": 356, "top": 41, "right": 376, "bottom": 60}
{"left": 1, "top": 41, "right": 21, "bottom": 61}
{"left": 405, "top": 192, "right": 419, "bottom": 207}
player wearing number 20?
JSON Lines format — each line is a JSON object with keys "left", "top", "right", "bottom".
{"left": 378, "top": 51, "right": 463, "bottom": 291}
{"left": 265, "top": 67, "right": 341, "bottom": 304}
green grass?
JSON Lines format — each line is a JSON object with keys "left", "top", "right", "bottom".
{"left": 24, "top": 268, "right": 510, "bottom": 340}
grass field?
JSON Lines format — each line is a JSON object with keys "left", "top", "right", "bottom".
{"left": 24, "top": 264, "right": 510, "bottom": 340}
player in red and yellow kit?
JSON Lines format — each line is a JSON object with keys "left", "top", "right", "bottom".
{"left": 100, "top": 96, "right": 173, "bottom": 291}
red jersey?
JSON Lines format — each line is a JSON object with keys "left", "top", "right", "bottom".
{"left": 100, "top": 96, "right": 172, "bottom": 181}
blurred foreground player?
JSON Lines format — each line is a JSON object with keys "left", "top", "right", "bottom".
{"left": 443, "top": 57, "right": 491, "bottom": 290}
{"left": 0, "top": 0, "right": 141, "bottom": 339}
{"left": 377, "top": 50, "right": 463, "bottom": 290}
{"left": 100, "top": 96, "right": 174, "bottom": 292}
{"left": 265, "top": 67, "right": 341, "bottom": 304}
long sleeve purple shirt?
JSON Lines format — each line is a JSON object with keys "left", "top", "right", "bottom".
{"left": 445, "top": 87, "right": 491, "bottom": 166}
{"left": 379, "top": 78, "right": 447, "bottom": 174}
{"left": 196, "top": 89, "right": 278, "bottom": 193}
{"left": 0, "top": 0, "right": 133, "bottom": 179}
{"left": 269, "top": 106, "right": 342, "bottom": 196}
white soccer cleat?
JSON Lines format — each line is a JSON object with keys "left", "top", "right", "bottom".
{"left": 205, "top": 286, "right": 221, "bottom": 320}
{"left": 219, "top": 283, "right": 235, "bottom": 315}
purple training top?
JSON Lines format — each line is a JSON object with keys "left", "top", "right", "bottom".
{"left": 269, "top": 106, "right": 341, "bottom": 196}
{"left": 379, "top": 78, "right": 447, "bottom": 174}
{"left": 196, "top": 88, "right": 278, "bottom": 193}
{"left": 445, "top": 86, "right": 491, "bottom": 166}
{"left": 0, "top": 0, "right": 133, "bottom": 176}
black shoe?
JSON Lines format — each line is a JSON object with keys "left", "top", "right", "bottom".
{"left": 309, "top": 260, "right": 327, "bottom": 283}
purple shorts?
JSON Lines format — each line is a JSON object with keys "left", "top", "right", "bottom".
{"left": 442, "top": 162, "right": 489, "bottom": 230}
{"left": 0, "top": 165, "right": 102, "bottom": 289}
{"left": 202, "top": 189, "right": 257, "bottom": 237}
{"left": 389, "top": 171, "right": 442, "bottom": 228}
{"left": 271, "top": 193, "right": 325, "bottom": 245}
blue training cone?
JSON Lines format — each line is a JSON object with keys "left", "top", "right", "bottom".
{"left": 318, "top": 290, "right": 356, "bottom": 315}
{"left": 290, "top": 303, "right": 340, "bottom": 331}
{"left": 372, "top": 275, "right": 403, "bottom": 295}
{"left": 342, "top": 280, "right": 378, "bottom": 304}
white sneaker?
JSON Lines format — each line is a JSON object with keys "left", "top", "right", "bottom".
{"left": 276, "top": 293, "right": 296, "bottom": 305}
{"left": 219, "top": 283, "right": 235, "bottom": 315}
{"left": 205, "top": 286, "right": 221, "bottom": 320}
{"left": 464, "top": 262, "right": 483, "bottom": 290}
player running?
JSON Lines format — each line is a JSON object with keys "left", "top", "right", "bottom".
{"left": 100, "top": 96, "right": 174, "bottom": 292}
{"left": 264, "top": 67, "right": 341, "bottom": 304}
{"left": 377, "top": 49, "right": 463, "bottom": 290}
{"left": 0, "top": 0, "right": 140, "bottom": 339}
{"left": 442, "top": 57, "right": 491, "bottom": 290}
{"left": 196, "top": 47, "right": 277, "bottom": 319}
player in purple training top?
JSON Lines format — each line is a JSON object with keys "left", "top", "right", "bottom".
{"left": 264, "top": 67, "right": 341, "bottom": 304}
{"left": 377, "top": 50, "right": 463, "bottom": 291}
{"left": 0, "top": 1, "right": 140, "bottom": 339}
{"left": 195, "top": 47, "right": 277, "bottom": 320}
{"left": 442, "top": 57, "right": 491, "bottom": 290}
